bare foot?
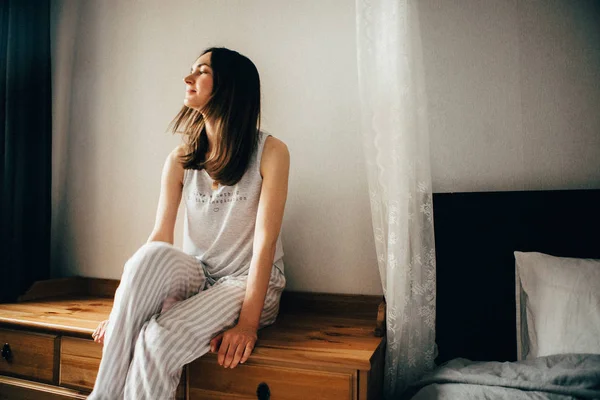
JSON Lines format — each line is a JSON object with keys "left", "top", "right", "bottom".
{"left": 92, "top": 319, "right": 109, "bottom": 344}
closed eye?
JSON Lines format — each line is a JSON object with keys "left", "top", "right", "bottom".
{"left": 190, "top": 63, "right": 212, "bottom": 74}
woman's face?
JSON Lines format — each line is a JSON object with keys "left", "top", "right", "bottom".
{"left": 183, "top": 52, "right": 214, "bottom": 111}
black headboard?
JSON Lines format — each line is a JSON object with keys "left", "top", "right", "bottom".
{"left": 433, "top": 189, "right": 600, "bottom": 364}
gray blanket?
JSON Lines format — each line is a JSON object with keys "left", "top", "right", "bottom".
{"left": 404, "top": 354, "right": 600, "bottom": 400}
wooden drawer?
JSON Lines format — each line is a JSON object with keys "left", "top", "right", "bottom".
{"left": 188, "top": 357, "right": 353, "bottom": 400}
{"left": 59, "top": 337, "right": 102, "bottom": 390}
{"left": 59, "top": 336, "right": 186, "bottom": 398}
{"left": 0, "top": 328, "right": 57, "bottom": 384}
{"left": 0, "top": 375, "right": 87, "bottom": 399}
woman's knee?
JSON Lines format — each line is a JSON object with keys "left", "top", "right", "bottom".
{"left": 123, "top": 242, "right": 177, "bottom": 283}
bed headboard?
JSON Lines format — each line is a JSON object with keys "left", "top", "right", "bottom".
{"left": 432, "top": 189, "right": 600, "bottom": 364}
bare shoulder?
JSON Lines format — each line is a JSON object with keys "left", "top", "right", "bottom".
{"left": 261, "top": 136, "right": 290, "bottom": 178}
{"left": 161, "top": 145, "right": 186, "bottom": 186}
{"left": 170, "top": 144, "right": 187, "bottom": 160}
{"left": 165, "top": 144, "right": 186, "bottom": 168}
{"left": 263, "top": 135, "right": 289, "bottom": 161}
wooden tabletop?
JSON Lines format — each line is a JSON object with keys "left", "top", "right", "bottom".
{"left": 0, "top": 297, "right": 112, "bottom": 336}
{"left": 0, "top": 293, "right": 384, "bottom": 370}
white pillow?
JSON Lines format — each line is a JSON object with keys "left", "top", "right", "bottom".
{"left": 515, "top": 251, "right": 600, "bottom": 360}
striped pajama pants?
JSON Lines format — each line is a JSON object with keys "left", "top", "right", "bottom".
{"left": 87, "top": 241, "right": 286, "bottom": 400}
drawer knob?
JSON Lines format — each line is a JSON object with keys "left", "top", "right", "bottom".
{"left": 256, "top": 382, "right": 270, "bottom": 400}
{"left": 1, "top": 343, "right": 12, "bottom": 362}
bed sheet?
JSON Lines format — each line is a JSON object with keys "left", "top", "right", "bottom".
{"left": 403, "top": 353, "right": 600, "bottom": 400}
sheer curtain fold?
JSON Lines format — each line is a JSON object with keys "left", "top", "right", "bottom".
{"left": 356, "top": 0, "right": 436, "bottom": 397}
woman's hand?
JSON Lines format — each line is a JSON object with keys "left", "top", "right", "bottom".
{"left": 210, "top": 324, "right": 258, "bottom": 369}
{"left": 92, "top": 319, "right": 109, "bottom": 344}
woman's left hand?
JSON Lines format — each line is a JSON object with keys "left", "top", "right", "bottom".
{"left": 210, "top": 324, "right": 258, "bottom": 368}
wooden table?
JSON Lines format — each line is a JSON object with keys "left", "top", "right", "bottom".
{"left": 0, "top": 277, "right": 385, "bottom": 399}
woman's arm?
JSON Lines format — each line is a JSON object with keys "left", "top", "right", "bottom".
{"left": 213, "top": 136, "right": 290, "bottom": 368}
{"left": 239, "top": 136, "right": 289, "bottom": 328}
{"left": 147, "top": 145, "right": 186, "bottom": 244}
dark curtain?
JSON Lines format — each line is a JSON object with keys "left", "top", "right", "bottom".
{"left": 1, "top": 0, "right": 52, "bottom": 303}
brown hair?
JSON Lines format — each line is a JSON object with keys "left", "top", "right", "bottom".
{"left": 169, "top": 47, "right": 261, "bottom": 186}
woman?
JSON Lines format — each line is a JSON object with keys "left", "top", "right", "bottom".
{"left": 88, "top": 47, "right": 289, "bottom": 399}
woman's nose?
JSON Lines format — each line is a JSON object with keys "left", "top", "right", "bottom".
{"left": 183, "top": 75, "right": 194, "bottom": 85}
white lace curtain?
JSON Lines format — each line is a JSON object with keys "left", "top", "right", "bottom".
{"left": 356, "top": 0, "right": 437, "bottom": 397}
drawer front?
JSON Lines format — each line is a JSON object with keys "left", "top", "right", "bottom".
{"left": 59, "top": 337, "right": 186, "bottom": 399}
{"left": 0, "top": 375, "right": 87, "bottom": 400}
{"left": 188, "top": 357, "right": 353, "bottom": 400}
{"left": 59, "top": 337, "right": 102, "bottom": 390}
{"left": 0, "top": 328, "right": 57, "bottom": 383}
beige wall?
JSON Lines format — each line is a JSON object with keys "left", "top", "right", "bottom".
{"left": 421, "top": 0, "right": 600, "bottom": 192}
{"left": 50, "top": 0, "right": 381, "bottom": 294}
{"left": 51, "top": 0, "right": 600, "bottom": 294}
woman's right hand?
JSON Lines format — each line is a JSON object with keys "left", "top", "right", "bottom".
{"left": 92, "top": 319, "right": 109, "bottom": 344}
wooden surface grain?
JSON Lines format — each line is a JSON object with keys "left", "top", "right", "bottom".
{"left": 0, "top": 375, "right": 87, "bottom": 399}
{"left": 0, "top": 298, "right": 111, "bottom": 337}
{"left": 1, "top": 279, "right": 385, "bottom": 399}
{"left": 0, "top": 297, "right": 382, "bottom": 370}
{"left": 189, "top": 356, "right": 353, "bottom": 400}
{"left": 0, "top": 328, "right": 57, "bottom": 384}
{"left": 59, "top": 337, "right": 102, "bottom": 390}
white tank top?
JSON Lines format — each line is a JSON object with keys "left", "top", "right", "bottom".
{"left": 182, "top": 131, "right": 284, "bottom": 278}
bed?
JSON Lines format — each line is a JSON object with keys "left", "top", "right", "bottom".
{"left": 403, "top": 189, "right": 600, "bottom": 399}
